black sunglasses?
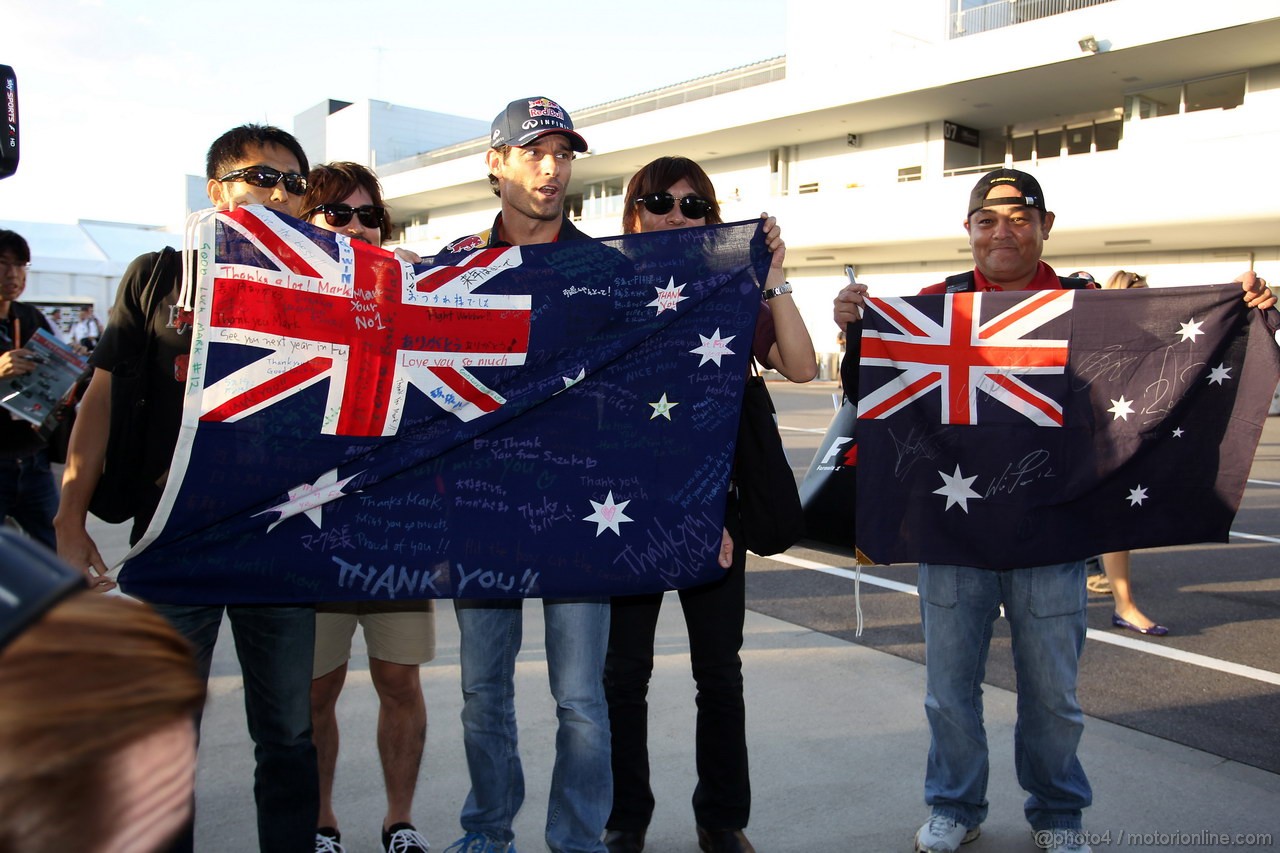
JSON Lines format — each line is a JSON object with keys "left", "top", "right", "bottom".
{"left": 634, "top": 192, "right": 713, "bottom": 220}
{"left": 304, "top": 203, "right": 386, "bottom": 231}
{"left": 218, "top": 165, "right": 308, "bottom": 196}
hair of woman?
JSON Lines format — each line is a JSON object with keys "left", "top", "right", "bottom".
{"left": 0, "top": 592, "right": 205, "bottom": 852}
{"left": 300, "top": 161, "right": 394, "bottom": 243}
{"left": 622, "top": 156, "right": 722, "bottom": 234}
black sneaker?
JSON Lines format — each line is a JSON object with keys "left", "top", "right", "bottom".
{"left": 384, "top": 822, "right": 431, "bottom": 852}
{"left": 316, "top": 827, "right": 346, "bottom": 853}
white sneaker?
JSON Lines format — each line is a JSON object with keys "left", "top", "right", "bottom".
{"left": 914, "top": 814, "right": 980, "bottom": 852}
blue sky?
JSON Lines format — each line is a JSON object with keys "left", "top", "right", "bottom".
{"left": 2, "top": 0, "right": 786, "bottom": 226}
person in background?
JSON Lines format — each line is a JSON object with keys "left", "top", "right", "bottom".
{"left": 0, "top": 228, "right": 59, "bottom": 550}
{"left": 1065, "top": 271, "right": 1110, "bottom": 595}
{"left": 70, "top": 304, "right": 103, "bottom": 351}
{"left": 603, "top": 156, "right": 816, "bottom": 853}
{"left": 0, "top": 533, "right": 205, "bottom": 853}
{"left": 1098, "top": 270, "right": 1168, "bottom": 635}
{"left": 299, "top": 161, "right": 436, "bottom": 853}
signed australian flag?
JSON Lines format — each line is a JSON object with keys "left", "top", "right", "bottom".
{"left": 855, "top": 284, "right": 1280, "bottom": 569}
{"left": 118, "top": 207, "right": 769, "bottom": 603}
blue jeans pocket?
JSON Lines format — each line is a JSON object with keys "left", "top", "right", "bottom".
{"left": 919, "top": 563, "right": 960, "bottom": 609}
{"left": 1027, "top": 562, "right": 1086, "bottom": 618}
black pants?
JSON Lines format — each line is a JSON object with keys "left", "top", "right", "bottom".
{"left": 603, "top": 503, "right": 750, "bottom": 832}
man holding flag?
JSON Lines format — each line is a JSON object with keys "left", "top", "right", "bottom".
{"left": 54, "top": 125, "right": 320, "bottom": 853}
{"left": 832, "top": 168, "right": 1274, "bottom": 853}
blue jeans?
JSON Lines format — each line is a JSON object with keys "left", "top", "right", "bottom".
{"left": 154, "top": 603, "right": 319, "bottom": 853}
{"left": 455, "top": 598, "right": 611, "bottom": 853}
{"left": 918, "top": 562, "right": 1091, "bottom": 833}
{"left": 0, "top": 448, "right": 58, "bottom": 550}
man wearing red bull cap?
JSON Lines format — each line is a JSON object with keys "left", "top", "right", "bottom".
{"left": 441, "top": 97, "right": 610, "bottom": 853}
{"left": 832, "top": 168, "right": 1275, "bottom": 853}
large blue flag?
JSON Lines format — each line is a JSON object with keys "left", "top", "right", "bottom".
{"left": 855, "top": 285, "right": 1280, "bottom": 569}
{"left": 118, "top": 207, "right": 769, "bottom": 603}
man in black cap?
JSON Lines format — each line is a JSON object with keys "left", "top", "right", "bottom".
{"left": 832, "top": 168, "right": 1274, "bottom": 853}
{"left": 442, "top": 95, "right": 589, "bottom": 253}
{"left": 440, "top": 97, "right": 611, "bottom": 853}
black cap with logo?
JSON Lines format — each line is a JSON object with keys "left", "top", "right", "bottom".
{"left": 490, "top": 96, "right": 588, "bottom": 153}
{"left": 967, "top": 168, "right": 1047, "bottom": 217}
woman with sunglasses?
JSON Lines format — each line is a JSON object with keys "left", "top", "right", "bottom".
{"left": 1097, "top": 271, "right": 1169, "bottom": 636}
{"left": 605, "top": 157, "right": 816, "bottom": 853}
{"left": 296, "top": 162, "right": 437, "bottom": 853}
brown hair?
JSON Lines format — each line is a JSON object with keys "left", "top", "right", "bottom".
{"left": 300, "top": 161, "right": 394, "bottom": 244}
{"left": 1105, "top": 270, "right": 1147, "bottom": 289}
{"left": 622, "top": 156, "right": 722, "bottom": 234}
{"left": 0, "top": 593, "right": 205, "bottom": 852}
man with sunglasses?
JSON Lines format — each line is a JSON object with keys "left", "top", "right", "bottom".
{"left": 54, "top": 124, "right": 320, "bottom": 853}
{"left": 439, "top": 97, "right": 611, "bottom": 853}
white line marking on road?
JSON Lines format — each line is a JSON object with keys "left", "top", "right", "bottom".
{"left": 761, "top": 553, "right": 1280, "bottom": 687}
{"left": 1230, "top": 530, "right": 1280, "bottom": 545}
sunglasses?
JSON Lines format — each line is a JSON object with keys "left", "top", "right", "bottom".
{"left": 218, "top": 165, "right": 308, "bottom": 196}
{"left": 634, "top": 192, "right": 713, "bottom": 220}
{"left": 304, "top": 203, "right": 386, "bottom": 231}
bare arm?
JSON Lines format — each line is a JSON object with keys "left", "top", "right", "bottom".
{"left": 759, "top": 213, "right": 817, "bottom": 382}
{"left": 53, "top": 367, "right": 115, "bottom": 590}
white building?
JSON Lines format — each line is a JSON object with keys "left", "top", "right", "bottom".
{"left": 0, "top": 218, "right": 180, "bottom": 327}
{"left": 372, "top": 0, "right": 1280, "bottom": 356}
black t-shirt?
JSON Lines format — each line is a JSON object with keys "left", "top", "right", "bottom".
{"left": 1, "top": 301, "right": 54, "bottom": 459}
{"left": 91, "top": 249, "right": 190, "bottom": 532}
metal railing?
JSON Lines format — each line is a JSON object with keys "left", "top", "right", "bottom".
{"left": 378, "top": 57, "right": 786, "bottom": 177}
{"left": 949, "top": 0, "right": 1114, "bottom": 38}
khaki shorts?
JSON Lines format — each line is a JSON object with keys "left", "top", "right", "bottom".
{"left": 313, "top": 600, "right": 436, "bottom": 678}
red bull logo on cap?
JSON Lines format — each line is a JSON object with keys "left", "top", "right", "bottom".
{"left": 527, "top": 98, "right": 566, "bottom": 121}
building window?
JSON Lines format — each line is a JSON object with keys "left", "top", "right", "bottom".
{"left": 897, "top": 166, "right": 922, "bottom": 183}
{"left": 1124, "top": 74, "right": 1244, "bottom": 120}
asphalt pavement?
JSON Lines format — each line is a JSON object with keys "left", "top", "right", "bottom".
{"left": 82, "top": 381, "right": 1280, "bottom": 852}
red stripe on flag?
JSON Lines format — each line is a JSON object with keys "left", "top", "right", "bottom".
{"left": 202, "top": 356, "right": 333, "bottom": 423}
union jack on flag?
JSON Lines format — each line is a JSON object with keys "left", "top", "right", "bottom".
{"left": 859, "top": 290, "right": 1072, "bottom": 427}
{"left": 202, "top": 207, "right": 531, "bottom": 436}
{"left": 118, "top": 209, "right": 772, "bottom": 604}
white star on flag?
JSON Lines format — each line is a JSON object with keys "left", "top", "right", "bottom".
{"left": 583, "top": 491, "right": 633, "bottom": 536}
{"left": 1177, "top": 318, "right": 1205, "bottom": 343}
{"left": 559, "top": 368, "right": 586, "bottom": 392}
{"left": 1127, "top": 485, "right": 1149, "bottom": 507}
{"left": 1172, "top": 427, "right": 1185, "bottom": 438}
{"left": 690, "top": 329, "right": 736, "bottom": 367}
{"left": 934, "top": 465, "right": 983, "bottom": 513}
{"left": 647, "top": 277, "right": 688, "bottom": 314}
{"left": 1207, "top": 364, "right": 1233, "bottom": 385}
{"left": 649, "top": 393, "right": 678, "bottom": 420}
{"left": 254, "top": 468, "right": 361, "bottom": 532}
{"left": 1108, "top": 396, "right": 1135, "bottom": 421}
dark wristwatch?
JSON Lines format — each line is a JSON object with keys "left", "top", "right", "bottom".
{"left": 762, "top": 282, "right": 793, "bottom": 301}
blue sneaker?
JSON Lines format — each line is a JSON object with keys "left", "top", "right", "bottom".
{"left": 443, "top": 832, "right": 515, "bottom": 853}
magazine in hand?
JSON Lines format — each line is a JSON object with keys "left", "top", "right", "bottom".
{"left": 1, "top": 329, "right": 88, "bottom": 431}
